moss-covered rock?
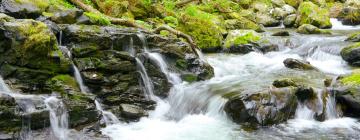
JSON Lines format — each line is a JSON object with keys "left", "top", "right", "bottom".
{"left": 296, "top": 2, "right": 332, "bottom": 28}
{"left": 346, "top": 32, "right": 360, "bottom": 42}
{"left": 296, "top": 24, "right": 331, "bottom": 34}
{"left": 255, "top": 13, "right": 281, "bottom": 27}
{"left": 177, "top": 5, "right": 224, "bottom": 52}
{"left": 338, "top": 0, "right": 360, "bottom": 25}
{"left": 284, "top": 0, "right": 303, "bottom": 8}
{"left": 283, "top": 58, "right": 317, "bottom": 70}
{"left": 0, "top": 0, "right": 49, "bottom": 18}
{"left": 341, "top": 42, "right": 360, "bottom": 66}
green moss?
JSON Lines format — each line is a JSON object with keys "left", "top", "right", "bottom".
{"left": 341, "top": 71, "right": 360, "bottom": 86}
{"left": 341, "top": 43, "right": 360, "bottom": 56}
{"left": 164, "top": 16, "right": 178, "bottom": 27}
{"left": 224, "top": 30, "right": 261, "bottom": 48}
{"left": 49, "top": 0, "right": 75, "bottom": 9}
{"left": 47, "top": 75, "right": 79, "bottom": 93}
{"left": 297, "top": 2, "right": 332, "bottom": 28}
{"left": 84, "top": 12, "right": 111, "bottom": 25}
{"left": 176, "top": 59, "right": 188, "bottom": 70}
{"left": 15, "top": 0, "right": 49, "bottom": 11}
{"left": 182, "top": 74, "right": 198, "bottom": 83}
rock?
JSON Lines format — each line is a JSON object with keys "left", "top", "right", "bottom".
{"left": 296, "top": 2, "right": 332, "bottom": 28}
{"left": 255, "top": 13, "right": 281, "bottom": 27}
{"left": 0, "top": 17, "right": 70, "bottom": 92}
{"left": 296, "top": 24, "right": 331, "bottom": 34}
{"left": 272, "top": 0, "right": 286, "bottom": 7}
{"left": 284, "top": 0, "right": 303, "bottom": 8}
{"left": 340, "top": 43, "right": 360, "bottom": 66}
{"left": 282, "top": 4, "right": 296, "bottom": 15}
{"left": 295, "top": 86, "right": 317, "bottom": 102}
{"left": 120, "top": 104, "right": 148, "bottom": 121}
{"left": 0, "top": 0, "right": 48, "bottom": 18}
{"left": 224, "top": 30, "right": 278, "bottom": 54}
{"left": 272, "top": 8, "right": 287, "bottom": 20}
{"left": 272, "top": 31, "right": 290, "bottom": 36}
{"left": 224, "top": 87, "right": 298, "bottom": 126}
{"left": 273, "top": 78, "right": 297, "bottom": 87}
{"left": 50, "top": 9, "right": 83, "bottom": 24}
{"left": 283, "top": 58, "right": 317, "bottom": 70}
{"left": 345, "top": 32, "right": 360, "bottom": 42}
{"left": 224, "top": 15, "right": 262, "bottom": 31}
{"left": 339, "top": 0, "right": 360, "bottom": 25}
{"left": 284, "top": 14, "right": 297, "bottom": 28}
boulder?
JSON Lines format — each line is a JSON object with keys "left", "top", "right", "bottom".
{"left": 272, "top": 0, "right": 286, "bottom": 7}
{"left": 284, "top": 14, "right": 297, "bottom": 28}
{"left": 272, "top": 31, "right": 290, "bottom": 36}
{"left": 273, "top": 78, "right": 297, "bottom": 87}
{"left": 255, "top": 13, "right": 281, "bottom": 27}
{"left": 345, "top": 32, "right": 360, "bottom": 42}
{"left": 341, "top": 43, "right": 360, "bottom": 66}
{"left": 284, "top": 0, "right": 303, "bottom": 8}
{"left": 224, "top": 30, "right": 278, "bottom": 54}
{"left": 282, "top": 4, "right": 296, "bottom": 15}
{"left": 296, "top": 24, "right": 331, "bottom": 34}
{"left": 296, "top": 2, "right": 332, "bottom": 28}
{"left": 0, "top": 0, "right": 48, "bottom": 18}
{"left": 50, "top": 9, "right": 84, "bottom": 24}
{"left": 283, "top": 58, "right": 317, "bottom": 70}
{"left": 224, "top": 87, "right": 298, "bottom": 127}
{"left": 272, "top": 8, "right": 287, "bottom": 20}
{"left": 338, "top": 0, "right": 360, "bottom": 25}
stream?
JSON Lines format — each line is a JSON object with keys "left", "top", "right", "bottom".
{"left": 1, "top": 19, "right": 360, "bottom": 140}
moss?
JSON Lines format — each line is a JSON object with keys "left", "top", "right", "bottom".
{"left": 297, "top": 2, "right": 332, "bottom": 28}
{"left": 176, "top": 59, "right": 188, "bottom": 70}
{"left": 164, "top": 16, "right": 178, "bottom": 27}
{"left": 182, "top": 74, "right": 198, "bottom": 83}
{"left": 224, "top": 30, "right": 261, "bottom": 48}
{"left": 14, "top": 0, "right": 49, "bottom": 11}
{"left": 341, "top": 42, "right": 360, "bottom": 57}
{"left": 49, "top": 0, "right": 75, "bottom": 10}
{"left": 84, "top": 12, "right": 111, "bottom": 25}
{"left": 47, "top": 75, "right": 79, "bottom": 93}
{"left": 341, "top": 71, "right": 360, "bottom": 86}
{"left": 346, "top": 32, "right": 360, "bottom": 42}
{"left": 177, "top": 5, "right": 223, "bottom": 50}
{"left": 284, "top": 0, "right": 302, "bottom": 8}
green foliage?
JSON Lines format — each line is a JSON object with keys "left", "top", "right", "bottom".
{"left": 341, "top": 70, "right": 360, "bottom": 86}
{"left": 84, "top": 12, "right": 112, "bottom": 25}
{"left": 233, "top": 32, "right": 261, "bottom": 45}
{"left": 297, "top": 2, "right": 332, "bottom": 28}
{"left": 164, "top": 16, "right": 178, "bottom": 27}
{"left": 49, "top": 0, "right": 75, "bottom": 9}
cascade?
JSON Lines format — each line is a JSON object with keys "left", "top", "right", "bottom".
{"left": 72, "top": 64, "right": 89, "bottom": 93}
{"left": 44, "top": 96, "right": 69, "bottom": 140}
{"left": 94, "top": 100, "right": 120, "bottom": 126}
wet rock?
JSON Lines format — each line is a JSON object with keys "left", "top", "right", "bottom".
{"left": 296, "top": 2, "right": 332, "bottom": 28}
{"left": 0, "top": 0, "right": 48, "bottom": 18}
{"left": 338, "top": 0, "right": 360, "bottom": 25}
{"left": 273, "top": 78, "right": 297, "bottom": 87}
{"left": 224, "top": 87, "right": 298, "bottom": 127}
{"left": 224, "top": 30, "right": 278, "bottom": 54}
{"left": 50, "top": 9, "right": 83, "bottom": 24}
{"left": 345, "top": 32, "right": 360, "bottom": 42}
{"left": 272, "top": 8, "right": 287, "bottom": 20}
{"left": 296, "top": 24, "right": 331, "bottom": 34}
{"left": 284, "top": 14, "right": 297, "bottom": 28}
{"left": 283, "top": 58, "right": 317, "bottom": 70}
{"left": 272, "top": 0, "right": 286, "bottom": 7}
{"left": 272, "top": 31, "right": 290, "bottom": 36}
{"left": 282, "top": 4, "right": 296, "bottom": 15}
{"left": 295, "top": 86, "right": 317, "bottom": 102}
{"left": 255, "top": 13, "right": 281, "bottom": 27}
{"left": 341, "top": 43, "right": 360, "bottom": 66}
{"left": 120, "top": 104, "right": 148, "bottom": 121}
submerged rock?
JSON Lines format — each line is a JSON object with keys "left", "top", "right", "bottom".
{"left": 341, "top": 43, "right": 360, "bottom": 66}
{"left": 346, "top": 32, "right": 360, "bottom": 42}
{"left": 283, "top": 58, "right": 317, "bottom": 70}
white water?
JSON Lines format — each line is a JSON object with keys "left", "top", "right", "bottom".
{"left": 102, "top": 29, "right": 360, "bottom": 139}
{"left": 136, "top": 58, "right": 156, "bottom": 99}
{"left": 95, "top": 100, "right": 120, "bottom": 126}
{"left": 331, "top": 18, "right": 360, "bottom": 30}
{"left": 72, "top": 64, "right": 89, "bottom": 93}
{"left": 45, "top": 96, "right": 69, "bottom": 140}
{"left": 147, "top": 53, "right": 182, "bottom": 85}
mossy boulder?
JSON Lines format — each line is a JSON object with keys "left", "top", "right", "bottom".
{"left": 273, "top": 78, "right": 298, "bottom": 87}
{"left": 338, "top": 0, "right": 360, "bottom": 25}
{"left": 224, "top": 30, "right": 278, "bottom": 54}
{"left": 346, "top": 32, "right": 360, "bottom": 42}
{"left": 0, "top": 0, "right": 49, "bottom": 18}
{"left": 0, "top": 17, "right": 70, "bottom": 92}
{"left": 223, "top": 13, "right": 263, "bottom": 31}
{"left": 341, "top": 42, "right": 360, "bottom": 66}
{"left": 177, "top": 6, "right": 224, "bottom": 52}
{"left": 283, "top": 58, "right": 317, "bottom": 70}
{"left": 284, "top": 14, "right": 297, "bottom": 27}
{"left": 255, "top": 13, "right": 281, "bottom": 27}
{"left": 284, "top": 0, "right": 303, "bottom": 8}
{"left": 296, "top": 24, "right": 331, "bottom": 34}
{"left": 296, "top": 2, "right": 332, "bottom": 28}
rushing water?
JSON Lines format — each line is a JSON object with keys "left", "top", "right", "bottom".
{"left": 95, "top": 100, "right": 120, "bottom": 126}
{"left": 72, "top": 64, "right": 89, "bottom": 93}
{"left": 101, "top": 26, "right": 360, "bottom": 139}
{"left": 45, "top": 96, "right": 69, "bottom": 140}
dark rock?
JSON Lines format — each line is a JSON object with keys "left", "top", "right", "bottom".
{"left": 273, "top": 78, "right": 297, "bottom": 87}
{"left": 272, "top": 31, "right": 290, "bottom": 36}
{"left": 340, "top": 43, "right": 360, "bottom": 66}
{"left": 224, "top": 87, "right": 298, "bottom": 127}
{"left": 295, "top": 86, "right": 317, "bottom": 102}
{"left": 0, "top": 0, "right": 47, "bottom": 18}
{"left": 283, "top": 58, "right": 317, "bottom": 70}
{"left": 50, "top": 9, "right": 83, "bottom": 24}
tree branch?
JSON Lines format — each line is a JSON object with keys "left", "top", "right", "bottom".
{"left": 153, "top": 25, "right": 199, "bottom": 56}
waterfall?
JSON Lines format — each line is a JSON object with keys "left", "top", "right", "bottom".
{"left": 95, "top": 100, "right": 120, "bottom": 126}
{"left": 325, "top": 77, "right": 339, "bottom": 119}
{"left": 72, "top": 64, "right": 89, "bottom": 93}
{"left": 45, "top": 96, "right": 69, "bottom": 140}
{"left": 0, "top": 77, "right": 10, "bottom": 93}
{"left": 135, "top": 58, "right": 155, "bottom": 99}
{"left": 147, "top": 53, "right": 182, "bottom": 85}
